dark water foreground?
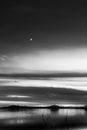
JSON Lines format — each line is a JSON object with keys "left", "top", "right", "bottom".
{"left": 0, "top": 108, "right": 87, "bottom": 130}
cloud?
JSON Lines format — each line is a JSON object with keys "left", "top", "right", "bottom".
{"left": 1, "top": 77, "right": 87, "bottom": 91}
{"left": 0, "top": 48, "right": 87, "bottom": 73}
{"left": 6, "top": 94, "right": 30, "bottom": 98}
{"left": 12, "top": 48, "right": 87, "bottom": 72}
{"left": 0, "top": 55, "right": 8, "bottom": 62}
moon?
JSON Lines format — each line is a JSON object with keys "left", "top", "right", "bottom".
{"left": 30, "top": 38, "right": 32, "bottom": 41}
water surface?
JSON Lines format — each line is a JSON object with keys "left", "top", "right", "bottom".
{"left": 0, "top": 108, "right": 86, "bottom": 130}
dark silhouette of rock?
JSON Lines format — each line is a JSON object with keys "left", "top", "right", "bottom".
{"left": 49, "top": 105, "right": 59, "bottom": 111}
{"left": 0, "top": 105, "right": 30, "bottom": 111}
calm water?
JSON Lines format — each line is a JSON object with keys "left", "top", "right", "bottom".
{"left": 0, "top": 108, "right": 86, "bottom": 130}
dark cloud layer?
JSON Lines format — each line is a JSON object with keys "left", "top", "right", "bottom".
{"left": 0, "top": 86, "right": 87, "bottom": 105}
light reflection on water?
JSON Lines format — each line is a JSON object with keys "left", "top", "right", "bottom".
{"left": 58, "top": 109, "right": 85, "bottom": 116}
{"left": 5, "top": 119, "right": 28, "bottom": 125}
{"left": 0, "top": 110, "right": 32, "bottom": 119}
{"left": 33, "top": 108, "right": 51, "bottom": 115}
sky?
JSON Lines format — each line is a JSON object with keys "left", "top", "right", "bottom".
{"left": 0, "top": 0, "right": 87, "bottom": 74}
{"left": 1, "top": 77, "right": 87, "bottom": 106}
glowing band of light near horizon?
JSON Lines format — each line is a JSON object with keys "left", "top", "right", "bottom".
{"left": 1, "top": 48, "right": 87, "bottom": 73}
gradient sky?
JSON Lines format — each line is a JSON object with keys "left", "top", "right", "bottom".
{"left": 0, "top": 0, "right": 87, "bottom": 73}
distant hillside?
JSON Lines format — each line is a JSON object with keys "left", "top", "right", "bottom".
{"left": 0, "top": 104, "right": 86, "bottom": 111}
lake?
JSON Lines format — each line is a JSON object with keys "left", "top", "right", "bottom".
{"left": 0, "top": 108, "right": 86, "bottom": 130}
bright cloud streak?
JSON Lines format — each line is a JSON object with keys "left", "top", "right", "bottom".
{"left": 0, "top": 77, "right": 87, "bottom": 91}
{"left": 0, "top": 101, "right": 45, "bottom": 106}
{"left": 13, "top": 48, "right": 87, "bottom": 72}
{"left": 6, "top": 95, "right": 30, "bottom": 98}
{"left": 0, "top": 48, "right": 87, "bottom": 73}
